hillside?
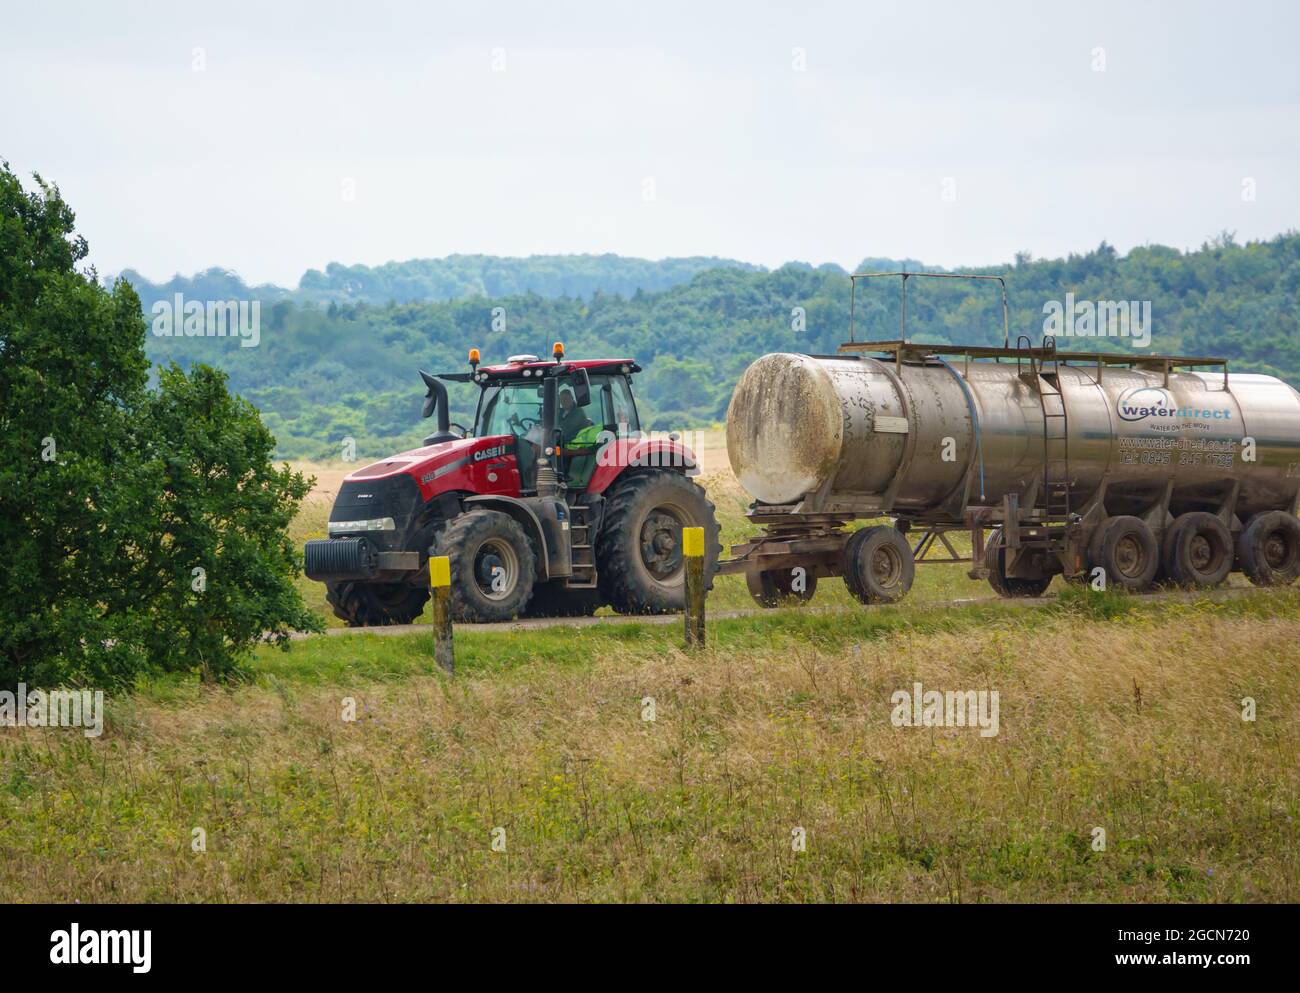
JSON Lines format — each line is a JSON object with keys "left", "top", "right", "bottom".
{"left": 119, "top": 253, "right": 760, "bottom": 310}
{"left": 135, "top": 234, "right": 1300, "bottom": 461}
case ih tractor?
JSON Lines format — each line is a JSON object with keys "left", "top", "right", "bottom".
{"left": 304, "top": 343, "right": 721, "bottom": 624}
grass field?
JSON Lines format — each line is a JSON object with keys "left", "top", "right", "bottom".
{"left": 3, "top": 435, "right": 1296, "bottom": 902}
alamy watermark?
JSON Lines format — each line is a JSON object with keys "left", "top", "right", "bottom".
{"left": 0, "top": 684, "right": 104, "bottom": 738}
{"left": 50, "top": 924, "right": 150, "bottom": 973}
{"left": 151, "top": 292, "right": 261, "bottom": 348}
{"left": 890, "top": 681, "right": 999, "bottom": 737}
{"left": 1043, "top": 292, "right": 1151, "bottom": 347}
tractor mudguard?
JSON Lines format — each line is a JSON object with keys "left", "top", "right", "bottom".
{"left": 585, "top": 436, "right": 700, "bottom": 495}
{"left": 463, "top": 493, "right": 571, "bottom": 580}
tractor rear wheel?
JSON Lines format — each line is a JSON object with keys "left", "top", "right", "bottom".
{"left": 433, "top": 508, "right": 537, "bottom": 622}
{"left": 326, "top": 580, "right": 430, "bottom": 627}
{"left": 597, "top": 470, "right": 721, "bottom": 614}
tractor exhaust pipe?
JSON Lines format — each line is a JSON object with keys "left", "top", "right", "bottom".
{"left": 420, "top": 370, "right": 460, "bottom": 445}
{"left": 419, "top": 370, "right": 450, "bottom": 435}
{"left": 537, "top": 377, "right": 561, "bottom": 496}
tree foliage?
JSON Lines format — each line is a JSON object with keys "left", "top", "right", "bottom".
{"left": 137, "top": 233, "right": 1300, "bottom": 462}
{"left": 0, "top": 164, "right": 320, "bottom": 689}
{"left": 120, "top": 253, "right": 759, "bottom": 310}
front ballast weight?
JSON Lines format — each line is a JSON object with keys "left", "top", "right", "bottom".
{"left": 305, "top": 536, "right": 420, "bottom": 582}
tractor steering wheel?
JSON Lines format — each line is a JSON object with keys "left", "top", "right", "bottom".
{"left": 511, "top": 415, "right": 539, "bottom": 433}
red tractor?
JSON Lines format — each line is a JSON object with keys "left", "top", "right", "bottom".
{"left": 304, "top": 343, "right": 721, "bottom": 624}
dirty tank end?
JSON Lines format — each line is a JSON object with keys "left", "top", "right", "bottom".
{"left": 725, "top": 352, "right": 843, "bottom": 505}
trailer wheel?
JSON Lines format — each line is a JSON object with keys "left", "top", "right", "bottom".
{"left": 1088, "top": 515, "right": 1159, "bottom": 592}
{"left": 597, "top": 470, "right": 721, "bottom": 614}
{"left": 433, "top": 508, "right": 537, "bottom": 622}
{"left": 1162, "top": 512, "right": 1233, "bottom": 588}
{"left": 984, "top": 527, "right": 1053, "bottom": 597}
{"left": 1238, "top": 510, "right": 1300, "bottom": 587}
{"left": 842, "top": 525, "right": 914, "bottom": 604}
{"left": 746, "top": 568, "right": 818, "bottom": 607}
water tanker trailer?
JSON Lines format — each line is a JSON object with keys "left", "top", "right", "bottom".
{"left": 718, "top": 272, "right": 1300, "bottom": 604}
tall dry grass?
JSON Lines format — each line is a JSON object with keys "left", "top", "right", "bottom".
{"left": 2, "top": 595, "right": 1295, "bottom": 902}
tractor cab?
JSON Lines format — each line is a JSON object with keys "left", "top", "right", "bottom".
{"left": 425, "top": 344, "right": 642, "bottom": 494}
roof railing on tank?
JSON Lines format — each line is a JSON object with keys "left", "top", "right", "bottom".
{"left": 845, "top": 270, "right": 1011, "bottom": 350}
{"left": 838, "top": 270, "right": 1231, "bottom": 388}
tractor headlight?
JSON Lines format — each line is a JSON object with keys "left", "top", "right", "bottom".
{"left": 327, "top": 517, "right": 397, "bottom": 535}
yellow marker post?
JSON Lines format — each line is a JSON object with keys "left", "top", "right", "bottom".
{"left": 682, "top": 526, "right": 705, "bottom": 650}
{"left": 429, "top": 555, "right": 454, "bottom": 674}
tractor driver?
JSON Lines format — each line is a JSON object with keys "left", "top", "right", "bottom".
{"left": 556, "top": 385, "right": 600, "bottom": 488}
{"left": 557, "top": 385, "right": 592, "bottom": 444}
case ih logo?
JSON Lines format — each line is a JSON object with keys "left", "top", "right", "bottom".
{"left": 473, "top": 443, "right": 508, "bottom": 462}
{"left": 1117, "top": 387, "right": 1231, "bottom": 424}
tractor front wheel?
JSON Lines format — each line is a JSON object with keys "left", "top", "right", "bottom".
{"left": 433, "top": 508, "right": 537, "bottom": 622}
{"left": 326, "top": 580, "right": 430, "bottom": 627}
{"left": 597, "top": 470, "right": 721, "bottom": 614}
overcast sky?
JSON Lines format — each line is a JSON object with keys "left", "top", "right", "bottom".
{"left": 2, "top": 0, "right": 1297, "bottom": 286}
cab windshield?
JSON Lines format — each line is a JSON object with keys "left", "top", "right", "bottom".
{"left": 476, "top": 382, "right": 544, "bottom": 440}
{"left": 474, "top": 373, "right": 639, "bottom": 440}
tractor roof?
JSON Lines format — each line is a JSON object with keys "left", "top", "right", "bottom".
{"left": 468, "top": 358, "right": 642, "bottom": 380}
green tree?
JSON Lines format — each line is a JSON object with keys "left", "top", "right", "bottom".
{"left": 1, "top": 166, "right": 152, "bottom": 687}
{"left": 641, "top": 354, "right": 716, "bottom": 424}
{"left": 0, "top": 164, "right": 319, "bottom": 689}
{"left": 130, "top": 364, "right": 321, "bottom": 679}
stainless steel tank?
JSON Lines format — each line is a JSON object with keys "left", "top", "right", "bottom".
{"left": 726, "top": 352, "right": 1300, "bottom": 519}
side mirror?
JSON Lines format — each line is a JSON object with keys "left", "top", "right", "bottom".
{"left": 572, "top": 368, "right": 591, "bottom": 407}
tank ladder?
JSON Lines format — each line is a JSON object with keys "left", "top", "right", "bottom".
{"left": 1013, "top": 335, "right": 1076, "bottom": 514}
{"left": 1033, "top": 335, "right": 1071, "bottom": 518}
